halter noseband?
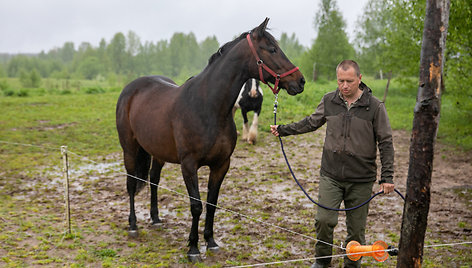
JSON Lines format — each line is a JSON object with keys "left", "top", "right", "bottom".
{"left": 246, "top": 34, "right": 300, "bottom": 94}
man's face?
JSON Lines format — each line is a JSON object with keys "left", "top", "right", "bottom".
{"left": 337, "top": 67, "right": 362, "bottom": 99}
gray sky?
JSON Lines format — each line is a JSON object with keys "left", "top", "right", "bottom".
{"left": 0, "top": 0, "right": 368, "bottom": 54}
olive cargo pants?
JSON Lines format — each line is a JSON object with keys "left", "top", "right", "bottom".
{"left": 314, "top": 175, "right": 375, "bottom": 268}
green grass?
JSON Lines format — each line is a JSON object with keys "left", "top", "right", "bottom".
{"left": 1, "top": 76, "right": 470, "bottom": 156}
{"left": 0, "top": 90, "right": 122, "bottom": 173}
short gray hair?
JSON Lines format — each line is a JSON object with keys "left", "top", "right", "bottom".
{"left": 336, "top": 60, "right": 361, "bottom": 77}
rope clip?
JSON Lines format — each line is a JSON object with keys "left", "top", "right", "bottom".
{"left": 273, "top": 94, "right": 278, "bottom": 114}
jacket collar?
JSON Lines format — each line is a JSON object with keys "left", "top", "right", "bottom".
{"left": 331, "top": 82, "right": 372, "bottom": 107}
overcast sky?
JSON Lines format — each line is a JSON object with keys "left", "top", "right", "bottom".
{"left": 0, "top": 0, "right": 368, "bottom": 54}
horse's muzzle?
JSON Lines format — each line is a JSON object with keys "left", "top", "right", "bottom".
{"left": 286, "top": 77, "right": 305, "bottom": 96}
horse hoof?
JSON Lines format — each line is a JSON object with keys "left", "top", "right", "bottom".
{"left": 207, "top": 245, "right": 220, "bottom": 253}
{"left": 151, "top": 222, "right": 163, "bottom": 229}
{"left": 188, "top": 254, "right": 202, "bottom": 263}
{"left": 128, "top": 230, "right": 138, "bottom": 238}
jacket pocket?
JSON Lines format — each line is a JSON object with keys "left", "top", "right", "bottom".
{"left": 345, "top": 116, "right": 376, "bottom": 157}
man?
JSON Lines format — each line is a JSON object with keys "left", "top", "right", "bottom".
{"left": 270, "top": 60, "right": 394, "bottom": 268}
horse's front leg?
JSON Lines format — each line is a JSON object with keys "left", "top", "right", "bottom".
{"left": 248, "top": 112, "right": 259, "bottom": 144}
{"left": 181, "top": 159, "right": 203, "bottom": 262}
{"left": 241, "top": 109, "right": 249, "bottom": 141}
{"left": 205, "top": 159, "right": 230, "bottom": 252}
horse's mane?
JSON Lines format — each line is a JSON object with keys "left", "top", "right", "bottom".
{"left": 207, "top": 27, "right": 276, "bottom": 66}
{"left": 208, "top": 32, "right": 249, "bottom": 65}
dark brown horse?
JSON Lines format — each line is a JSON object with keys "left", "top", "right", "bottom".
{"left": 116, "top": 18, "right": 304, "bottom": 262}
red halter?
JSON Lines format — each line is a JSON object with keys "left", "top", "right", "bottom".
{"left": 246, "top": 34, "right": 300, "bottom": 94}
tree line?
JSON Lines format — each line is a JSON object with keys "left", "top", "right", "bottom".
{"left": 0, "top": 31, "right": 221, "bottom": 86}
{"left": 0, "top": 0, "right": 470, "bottom": 100}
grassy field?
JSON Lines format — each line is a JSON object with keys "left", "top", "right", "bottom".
{"left": 1, "top": 75, "right": 470, "bottom": 153}
{"left": 0, "top": 77, "right": 470, "bottom": 267}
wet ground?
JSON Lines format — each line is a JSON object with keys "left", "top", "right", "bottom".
{"left": 3, "top": 129, "right": 471, "bottom": 267}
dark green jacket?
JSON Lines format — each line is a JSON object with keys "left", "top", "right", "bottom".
{"left": 278, "top": 82, "right": 394, "bottom": 184}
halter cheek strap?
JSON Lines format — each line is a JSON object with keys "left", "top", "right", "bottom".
{"left": 246, "top": 34, "right": 300, "bottom": 94}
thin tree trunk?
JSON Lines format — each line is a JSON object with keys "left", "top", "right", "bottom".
{"left": 397, "top": 1, "right": 450, "bottom": 267}
{"left": 382, "top": 71, "right": 392, "bottom": 103}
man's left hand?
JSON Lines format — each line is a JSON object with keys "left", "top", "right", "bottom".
{"left": 380, "top": 183, "right": 395, "bottom": 194}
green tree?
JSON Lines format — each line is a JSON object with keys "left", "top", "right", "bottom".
{"left": 97, "top": 38, "right": 110, "bottom": 74}
{"left": 107, "top": 32, "right": 128, "bottom": 74}
{"left": 382, "top": 0, "right": 425, "bottom": 78}
{"left": 77, "top": 56, "right": 103, "bottom": 79}
{"left": 300, "top": 0, "right": 355, "bottom": 80}
{"left": 0, "top": 63, "right": 5, "bottom": 77}
{"left": 199, "top": 36, "right": 220, "bottom": 66}
{"left": 60, "top": 42, "right": 76, "bottom": 63}
{"left": 126, "top": 31, "right": 142, "bottom": 56}
{"left": 7, "top": 55, "right": 30, "bottom": 77}
{"left": 278, "top": 32, "right": 305, "bottom": 65}
{"left": 19, "top": 68, "right": 41, "bottom": 88}
{"left": 168, "top": 32, "right": 200, "bottom": 77}
{"left": 6, "top": 55, "right": 47, "bottom": 78}
{"left": 354, "top": 0, "right": 393, "bottom": 76}
{"left": 378, "top": 0, "right": 471, "bottom": 97}
{"left": 154, "top": 40, "right": 171, "bottom": 75}
{"left": 445, "top": 0, "right": 472, "bottom": 97}
{"left": 30, "top": 68, "right": 41, "bottom": 87}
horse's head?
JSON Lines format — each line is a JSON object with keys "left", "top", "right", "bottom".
{"left": 247, "top": 18, "right": 305, "bottom": 96}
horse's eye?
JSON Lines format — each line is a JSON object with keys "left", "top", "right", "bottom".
{"left": 269, "top": 47, "right": 277, "bottom": 54}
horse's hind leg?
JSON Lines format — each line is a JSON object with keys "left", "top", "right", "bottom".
{"left": 205, "top": 159, "right": 230, "bottom": 252}
{"left": 125, "top": 145, "right": 151, "bottom": 236}
{"left": 150, "top": 158, "right": 164, "bottom": 227}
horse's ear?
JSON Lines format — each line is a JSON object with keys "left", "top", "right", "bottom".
{"left": 253, "top": 17, "right": 270, "bottom": 38}
{"left": 260, "top": 17, "right": 270, "bottom": 31}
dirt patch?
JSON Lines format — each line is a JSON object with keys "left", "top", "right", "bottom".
{"left": 2, "top": 129, "right": 471, "bottom": 267}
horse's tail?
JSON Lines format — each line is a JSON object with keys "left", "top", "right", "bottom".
{"left": 134, "top": 146, "right": 151, "bottom": 195}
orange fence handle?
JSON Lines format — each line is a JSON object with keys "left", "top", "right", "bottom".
{"left": 346, "top": 240, "right": 389, "bottom": 262}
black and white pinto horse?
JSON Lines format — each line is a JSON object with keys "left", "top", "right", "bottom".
{"left": 233, "top": 79, "right": 263, "bottom": 144}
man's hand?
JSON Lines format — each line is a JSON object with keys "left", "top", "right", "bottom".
{"left": 379, "top": 183, "right": 395, "bottom": 194}
{"left": 270, "top": 125, "right": 279, "bottom": 136}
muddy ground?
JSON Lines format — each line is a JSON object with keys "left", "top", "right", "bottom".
{"left": 3, "top": 129, "right": 472, "bottom": 267}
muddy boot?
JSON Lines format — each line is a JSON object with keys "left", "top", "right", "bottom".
{"left": 310, "top": 261, "right": 329, "bottom": 268}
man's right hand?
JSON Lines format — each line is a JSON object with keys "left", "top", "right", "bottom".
{"left": 270, "top": 125, "right": 279, "bottom": 136}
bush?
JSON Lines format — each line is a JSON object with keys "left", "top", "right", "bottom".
{"left": 19, "top": 69, "right": 41, "bottom": 88}
{"left": 84, "top": 87, "right": 105, "bottom": 94}
{"left": 0, "top": 79, "right": 9, "bottom": 91}
{"left": 2, "top": 88, "right": 30, "bottom": 97}
{"left": 3, "top": 89, "right": 15, "bottom": 96}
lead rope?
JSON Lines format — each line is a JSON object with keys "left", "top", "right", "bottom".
{"left": 273, "top": 95, "right": 405, "bottom": 211}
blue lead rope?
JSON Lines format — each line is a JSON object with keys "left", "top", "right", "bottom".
{"left": 273, "top": 95, "right": 405, "bottom": 211}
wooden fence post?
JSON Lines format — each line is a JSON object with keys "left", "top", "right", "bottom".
{"left": 397, "top": 0, "right": 450, "bottom": 267}
{"left": 61, "top": 146, "right": 71, "bottom": 234}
